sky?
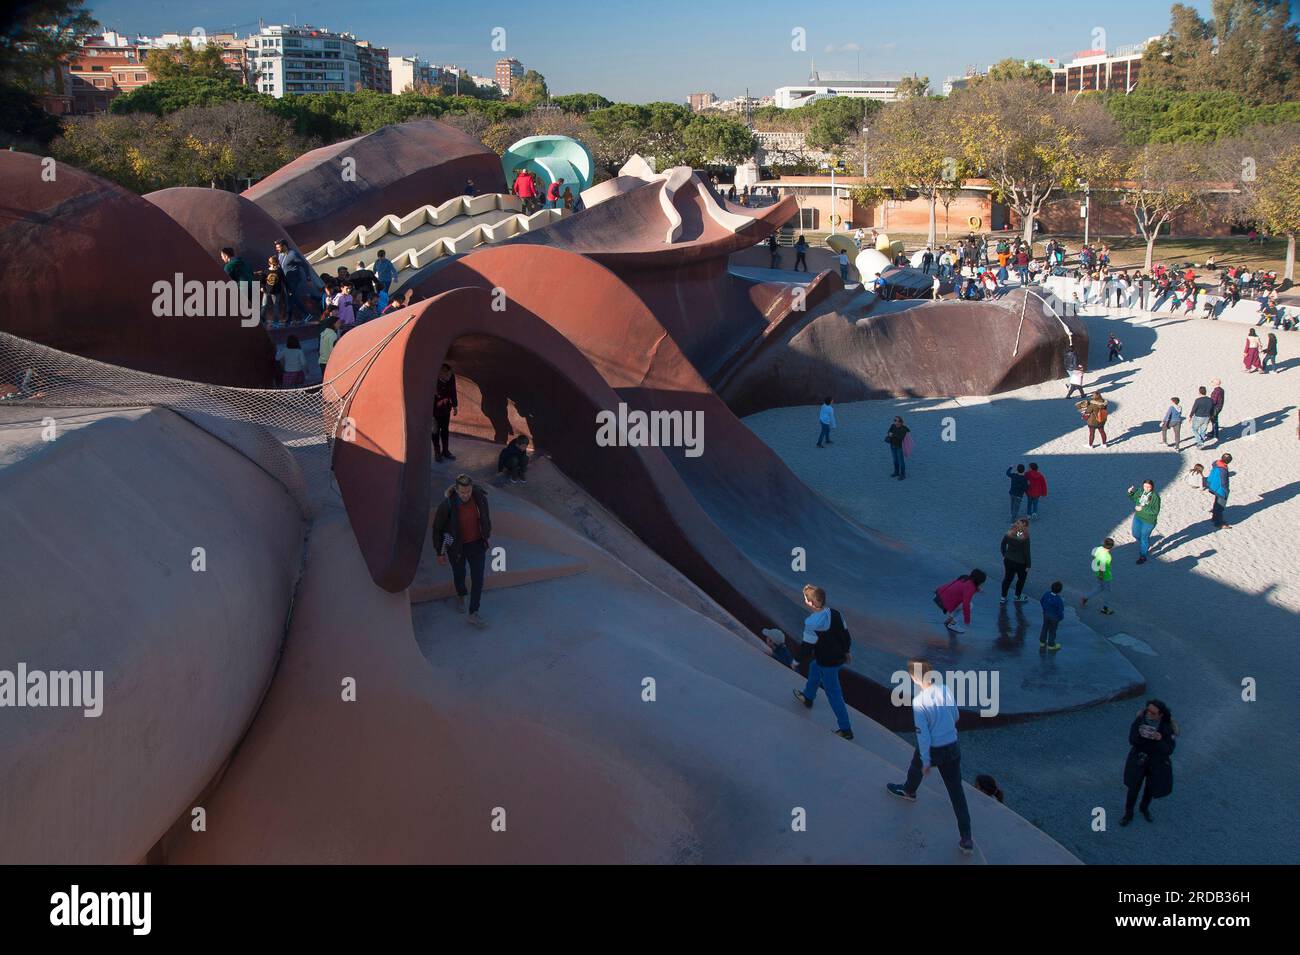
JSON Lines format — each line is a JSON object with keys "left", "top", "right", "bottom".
{"left": 87, "top": 0, "right": 1222, "bottom": 103}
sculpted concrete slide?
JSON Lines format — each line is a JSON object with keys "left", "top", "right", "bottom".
{"left": 0, "top": 152, "right": 276, "bottom": 387}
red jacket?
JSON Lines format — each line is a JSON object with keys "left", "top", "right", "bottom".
{"left": 547, "top": 181, "right": 561, "bottom": 201}
{"left": 1026, "top": 470, "right": 1048, "bottom": 498}
{"left": 513, "top": 173, "right": 536, "bottom": 198}
{"left": 936, "top": 577, "right": 980, "bottom": 625}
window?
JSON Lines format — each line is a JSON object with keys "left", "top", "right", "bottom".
{"left": 796, "top": 208, "right": 818, "bottom": 230}
{"left": 134, "top": 72, "right": 146, "bottom": 81}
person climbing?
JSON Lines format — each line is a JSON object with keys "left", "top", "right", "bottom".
{"left": 1127, "top": 479, "right": 1161, "bottom": 564}
{"left": 886, "top": 415, "right": 910, "bottom": 479}
{"left": 1077, "top": 391, "right": 1109, "bottom": 448}
{"left": 1039, "top": 580, "right": 1065, "bottom": 651}
{"left": 432, "top": 363, "right": 458, "bottom": 463}
{"left": 1119, "top": 700, "right": 1178, "bottom": 826}
{"left": 1006, "top": 463, "right": 1028, "bottom": 519}
{"left": 1080, "top": 537, "right": 1115, "bottom": 615}
{"left": 934, "top": 569, "right": 986, "bottom": 635}
{"left": 497, "top": 434, "right": 531, "bottom": 484}
{"left": 816, "top": 396, "right": 837, "bottom": 448}
{"left": 1160, "top": 397, "right": 1184, "bottom": 449}
{"left": 431, "top": 474, "right": 492, "bottom": 627}
{"left": 886, "top": 657, "right": 975, "bottom": 856}
{"left": 790, "top": 584, "right": 854, "bottom": 740}
{"left": 998, "top": 518, "right": 1031, "bottom": 604}
{"left": 1025, "top": 462, "right": 1048, "bottom": 519}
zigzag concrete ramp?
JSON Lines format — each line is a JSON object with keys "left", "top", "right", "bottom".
{"left": 350, "top": 245, "right": 1143, "bottom": 720}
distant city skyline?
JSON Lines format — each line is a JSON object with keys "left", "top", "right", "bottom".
{"left": 85, "top": 0, "right": 1215, "bottom": 102}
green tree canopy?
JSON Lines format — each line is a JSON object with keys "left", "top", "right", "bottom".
{"left": 0, "top": 0, "right": 97, "bottom": 92}
{"left": 681, "top": 114, "right": 756, "bottom": 166}
{"left": 549, "top": 93, "right": 612, "bottom": 114}
{"left": 142, "top": 39, "right": 230, "bottom": 81}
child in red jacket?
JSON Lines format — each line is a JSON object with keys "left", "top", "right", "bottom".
{"left": 1025, "top": 462, "right": 1048, "bottom": 519}
{"left": 933, "top": 570, "right": 987, "bottom": 635}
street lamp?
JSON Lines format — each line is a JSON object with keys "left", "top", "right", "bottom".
{"left": 1081, "top": 180, "right": 1091, "bottom": 247}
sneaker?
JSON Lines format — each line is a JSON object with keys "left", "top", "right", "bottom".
{"left": 948, "top": 623, "right": 967, "bottom": 634}
{"left": 443, "top": 452, "right": 456, "bottom": 461}
{"left": 999, "top": 597, "right": 1007, "bottom": 605}
{"left": 959, "top": 838, "right": 974, "bottom": 855}
{"left": 1100, "top": 606, "right": 1115, "bottom": 615}
{"left": 792, "top": 689, "right": 813, "bottom": 709}
{"left": 1015, "top": 594, "right": 1030, "bottom": 603}
{"left": 518, "top": 476, "right": 527, "bottom": 484}
{"left": 833, "top": 729, "right": 854, "bottom": 740}
{"left": 1136, "top": 556, "right": 1147, "bottom": 564}
{"left": 467, "top": 612, "right": 484, "bottom": 626}
{"left": 886, "top": 783, "right": 916, "bottom": 801}
{"left": 1047, "top": 643, "right": 1062, "bottom": 651}
{"left": 454, "top": 595, "right": 466, "bottom": 613}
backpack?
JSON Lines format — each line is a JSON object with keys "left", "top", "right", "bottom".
{"left": 817, "top": 609, "right": 852, "bottom": 665}
{"left": 1096, "top": 407, "right": 1108, "bottom": 424}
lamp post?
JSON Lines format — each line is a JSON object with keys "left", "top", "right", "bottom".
{"left": 1081, "top": 180, "right": 1091, "bottom": 247}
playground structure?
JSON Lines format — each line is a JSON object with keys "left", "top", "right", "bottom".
{"left": 502, "top": 134, "right": 595, "bottom": 201}
{"left": 0, "top": 120, "right": 1118, "bottom": 865}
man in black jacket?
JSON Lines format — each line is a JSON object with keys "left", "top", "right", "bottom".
{"left": 498, "top": 435, "right": 530, "bottom": 484}
{"left": 431, "top": 475, "right": 491, "bottom": 625}
{"left": 432, "top": 363, "right": 458, "bottom": 462}
{"left": 790, "top": 584, "right": 854, "bottom": 740}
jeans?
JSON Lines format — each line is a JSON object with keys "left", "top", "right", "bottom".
{"left": 1066, "top": 384, "right": 1086, "bottom": 399}
{"left": 1010, "top": 494, "right": 1023, "bottom": 519}
{"left": 890, "top": 444, "right": 905, "bottom": 476}
{"left": 1212, "top": 494, "right": 1228, "bottom": 527}
{"left": 1263, "top": 352, "right": 1277, "bottom": 372}
{"left": 1190, "top": 415, "right": 1209, "bottom": 448}
{"left": 903, "top": 741, "right": 971, "bottom": 840}
{"left": 1084, "top": 577, "right": 1111, "bottom": 604}
{"left": 1026, "top": 495, "right": 1040, "bottom": 516}
{"left": 1039, "top": 617, "right": 1059, "bottom": 646}
{"left": 1209, "top": 412, "right": 1221, "bottom": 439}
{"left": 1132, "top": 516, "right": 1154, "bottom": 558}
{"left": 803, "top": 661, "right": 852, "bottom": 732}
{"left": 817, "top": 423, "right": 831, "bottom": 446}
{"left": 1161, "top": 421, "right": 1182, "bottom": 447}
{"left": 840, "top": 265, "right": 849, "bottom": 282}
{"left": 1001, "top": 559, "right": 1027, "bottom": 598}
{"left": 450, "top": 538, "right": 488, "bottom": 614}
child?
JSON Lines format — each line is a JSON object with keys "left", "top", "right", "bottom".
{"left": 1081, "top": 538, "right": 1115, "bottom": 616}
{"left": 281, "top": 334, "right": 306, "bottom": 387}
{"left": 760, "top": 628, "right": 796, "bottom": 668}
{"left": 1039, "top": 581, "right": 1065, "bottom": 651}
{"left": 1107, "top": 334, "right": 1124, "bottom": 362}
{"left": 975, "top": 775, "right": 1004, "bottom": 802}
{"left": 333, "top": 282, "right": 355, "bottom": 327}
{"left": 816, "top": 397, "right": 837, "bottom": 448}
{"left": 1025, "top": 462, "right": 1048, "bottom": 518}
{"left": 934, "top": 569, "right": 987, "bottom": 635}
{"left": 1186, "top": 463, "right": 1206, "bottom": 489}
{"left": 497, "top": 434, "right": 531, "bottom": 484}
{"left": 1160, "top": 397, "right": 1183, "bottom": 448}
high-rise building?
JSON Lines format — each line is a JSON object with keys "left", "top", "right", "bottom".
{"left": 390, "top": 55, "right": 443, "bottom": 93}
{"left": 687, "top": 92, "right": 717, "bottom": 112}
{"left": 495, "top": 57, "right": 523, "bottom": 96}
{"left": 356, "top": 42, "right": 392, "bottom": 93}
{"left": 248, "top": 25, "right": 362, "bottom": 97}
{"left": 1050, "top": 41, "right": 1155, "bottom": 94}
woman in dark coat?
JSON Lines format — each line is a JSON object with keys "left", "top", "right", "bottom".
{"left": 1121, "top": 699, "right": 1178, "bottom": 825}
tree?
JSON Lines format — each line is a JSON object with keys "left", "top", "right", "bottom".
{"left": 1116, "top": 142, "right": 1215, "bottom": 269}
{"left": 984, "top": 58, "right": 1054, "bottom": 86}
{"left": 110, "top": 75, "right": 265, "bottom": 116}
{"left": 1139, "top": 4, "right": 1216, "bottom": 93}
{"left": 168, "top": 100, "right": 311, "bottom": 190}
{"left": 550, "top": 93, "right": 612, "bottom": 114}
{"left": 509, "top": 69, "right": 548, "bottom": 105}
{"left": 805, "top": 96, "right": 880, "bottom": 153}
{"left": 955, "top": 79, "right": 1120, "bottom": 244}
{"left": 143, "top": 40, "right": 230, "bottom": 81}
{"left": 1253, "top": 144, "right": 1300, "bottom": 282}
{"left": 864, "top": 96, "right": 969, "bottom": 247}
{"left": 895, "top": 75, "right": 930, "bottom": 98}
{"left": 681, "top": 114, "right": 755, "bottom": 166}
{"left": 0, "top": 0, "right": 97, "bottom": 93}
{"left": 587, "top": 102, "right": 693, "bottom": 172}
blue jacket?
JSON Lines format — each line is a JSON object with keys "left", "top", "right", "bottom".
{"left": 1040, "top": 591, "right": 1065, "bottom": 622}
{"left": 1007, "top": 468, "right": 1028, "bottom": 496}
{"left": 1206, "top": 462, "right": 1230, "bottom": 498}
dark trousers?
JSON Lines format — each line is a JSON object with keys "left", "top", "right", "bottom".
{"left": 795, "top": 252, "right": 807, "bottom": 271}
{"left": 890, "top": 444, "right": 905, "bottom": 476}
{"left": 1088, "top": 424, "right": 1108, "bottom": 446}
{"left": 1209, "top": 412, "right": 1221, "bottom": 439}
{"left": 432, "top": 408, "right": 452, "bottom": 456}
{"left": 1039, "top": 617, "right": 1059, "bottom": 645}
{"left": 502, "top": 455, "right": 527, "bottom": 479}
{"left": 1212, "top": 494, "right": 1228, "bottom": 527}
{"left": 450, "top": 538, "right": 488, "bottom": 613}
{"left": 1125, "top": 775, "right": 1154, "bottom": 815}
{"left": 904, "top": 741, "right": 971, "bottom": 840}
{"left": 1066, "top": 384, "right": 1086, "bottom": 399}
{"left": 1001, "top": 559, "right": 1027, "bottom": 598}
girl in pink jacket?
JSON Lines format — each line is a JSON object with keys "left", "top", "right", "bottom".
{"left": 933, "top": 570, "right": 987, "bottom": 634}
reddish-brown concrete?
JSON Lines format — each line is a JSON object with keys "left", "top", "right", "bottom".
{"left": 0, "top": 152, "right": 275, "bottom": 387}
{"left": 720, "top": 289, "right": 1089, "bottom": 417}
{"left": 243, "top": 120, "right": 506, "bottom": 252}
{"left": 144, "top": 186, "right": 321, "bottom": 289}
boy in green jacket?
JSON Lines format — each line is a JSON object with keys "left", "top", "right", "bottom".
{"left": 1081, "top": 537, "right": 1115, "bottom": 615}
{"left": 1127, "top": 480, "right": 1161, "bottom": 564}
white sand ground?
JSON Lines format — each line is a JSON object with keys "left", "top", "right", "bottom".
{"left": 744, "top": 307, "right": 1300, "bottom": 864}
